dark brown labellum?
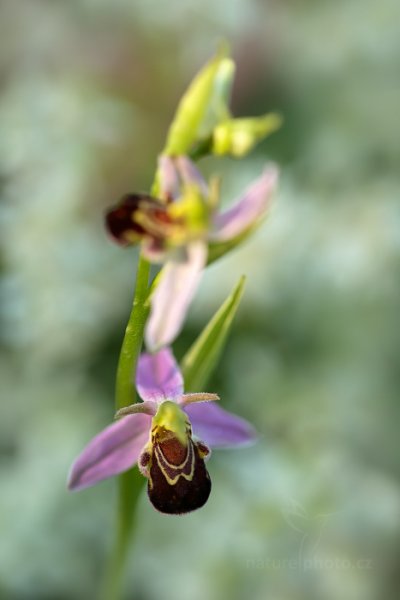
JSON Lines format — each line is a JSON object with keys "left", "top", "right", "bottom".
{"left": 105, "top": 193, "right": 169, "bottom": 245}
{"left": 147, "top": 434, "right": 211, "bottom": 515}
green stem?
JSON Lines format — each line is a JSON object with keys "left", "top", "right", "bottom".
{"left": 115, "top": 256, "right": 151, "bottom": 410}
{"left": 101, "top": 470, "right": 145, "bottom": 600}
{"left": 101, "top": 254, "right": 151, "bottom": 600}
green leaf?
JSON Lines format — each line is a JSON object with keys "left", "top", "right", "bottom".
{"left": 163, "top": 45, "right": 234, "bottom": 156}
{"left": 181, "top": 275, "right": 246, "bottom": 392}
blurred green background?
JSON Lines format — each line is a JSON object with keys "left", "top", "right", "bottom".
{"left": 0, "top": 1, "right": 399, "bottom": 599}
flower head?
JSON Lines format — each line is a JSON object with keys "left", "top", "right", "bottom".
{"left": 68, "top": 348, "right": 256, "bottom": 514}
{"left": 106, "top": 157, "right": 278, "bottom": 351}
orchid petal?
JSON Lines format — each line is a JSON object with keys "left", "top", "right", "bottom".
{"left": 115, "top": 400, "right": 158, "bottom": 418}
{"left": 145, "top": 241, "right": 207, "bottom": 352}
{"left": 211, "top": 165, "right": 278, "bottom": 242}
{"left": 180, "top": 392, "right": 220, "bottom": 405}
{"left": 68, "top": 414, "right": 151, "bottom": 491}
{"left": 175, "top": 156, "right": 209, "bottom": 196}
{"left": 136, "top": 348, "right": 183, "bottom": 403}
{"left": 184, "top": 402, "right": 257, "bottom": 448}
{"left": 158, "top": 155, "right": 180, "bottom": 201}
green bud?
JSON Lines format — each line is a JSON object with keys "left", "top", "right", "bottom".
{"left": 164, "top": 45, "right": 233, "bottom": 156}
{"left": 198, "top": 57, "right": 235, "bottom": 139}
{"left": 212, "top": 112, "right": 283, "bottom": 157}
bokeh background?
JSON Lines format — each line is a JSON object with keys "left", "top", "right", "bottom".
{"left": 0, "top": 0, "right": 399, "bottom": 599}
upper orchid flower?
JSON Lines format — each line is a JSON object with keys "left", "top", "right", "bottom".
{"left": 105, "top": 157, "right": 278, "bottom": 352}
{"left": 68, "top": 347, "right": 256, "bottom": 515}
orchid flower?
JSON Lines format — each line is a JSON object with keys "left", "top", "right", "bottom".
{"left": 106, "top": 156, "right": 278, "bottom": 352}
{"left": 68, "top": 347, "right": 256, "bottom": 515}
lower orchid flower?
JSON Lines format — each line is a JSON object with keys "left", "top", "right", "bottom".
{"left": 105, "top": 156, "right": 278, "bottom": 352}
{"left": 68, "top": 347, "right": 256, "bottom": 514}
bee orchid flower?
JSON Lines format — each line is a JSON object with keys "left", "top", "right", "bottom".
{"left": 68, "top": 347, "right": 256, "bottom": 514}
{"left": 105, "top": 157, "right": 278, "bottom": 352}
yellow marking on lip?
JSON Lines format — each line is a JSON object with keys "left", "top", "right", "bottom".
{"left": 154, "top": 439, "right": 195, "bottom": 486}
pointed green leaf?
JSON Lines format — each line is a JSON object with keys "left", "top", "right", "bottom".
{"left": 181, "top": 275, "right": 246, "bottom": 392}
{"left": 163, "top": 46, "right": 234, "bottom": 156}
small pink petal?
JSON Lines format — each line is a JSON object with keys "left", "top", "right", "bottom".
{"left": 68, "top": 413, "right": 151, "bottom": 491}
{"left": 136, "top": 348, "right": 183, "bottom": 403}
{"left": 158, "top": 155, "right": 180, "bottom": 201}
{"left": 211, "top": 165, "right": 278, "bottom": 242}
{"left": 145, "top": 241, "right": 207, "bottom": 352}
{"left": 185, "top": 402, "right": 257, "bottom": 448}
{"left": 175, "top": 156, "right": 209, "bottom": 196}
